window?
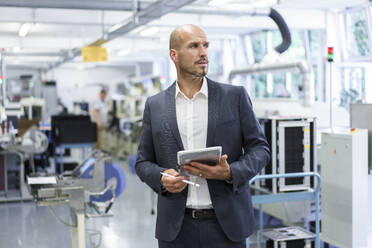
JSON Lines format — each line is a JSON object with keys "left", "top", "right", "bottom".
{"left": 250, "top": 32, "right": 267, "bottom": 63}
{"left": 272, "top": 73, "right": 289, "bottom": 98}
{"left": 309, "top": 30, "right": 321, "bottom": 64}
{"left": 344, "top": 7, "right": 371, "bottom": 59}
{"left": 272, "top": 29, "right": 306, "bottom": 59}
{"left": 252, "top": 74, "right": 267, "bottom": 98}
{"left": 339, "top": 66, "right": 365, "bottom": 110}
{"left": 246, "top": 29, "right": 323, "bottom": 101}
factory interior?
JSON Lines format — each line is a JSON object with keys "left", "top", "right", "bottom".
{"left": 0, "top": 0, "right": 372, "bottom": 247}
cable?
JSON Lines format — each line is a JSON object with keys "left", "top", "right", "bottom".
{"left": 48, "top": 206, "right": 77, "bottom": 227}
{"left": 49, "top": 206, "right": 103, "bottom": 247}
{"left": 269, "top": 8, "right": 291, "bottom": 54}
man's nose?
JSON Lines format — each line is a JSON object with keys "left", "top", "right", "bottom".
{"left": 199, "top": 46, "right": 207, "bottom": 57}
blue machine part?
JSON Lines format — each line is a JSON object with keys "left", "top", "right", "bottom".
{"left": 129, "top": 154, "right": 137, "bottom": 174}
{"left": 81, "top": 159, "right": 126, "bottom": 202}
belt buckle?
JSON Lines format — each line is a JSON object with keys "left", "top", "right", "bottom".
{"left": 191, "top": 210, "right": 198, "bottom": 219}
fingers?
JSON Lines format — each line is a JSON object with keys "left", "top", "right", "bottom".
{"left": 164, "top": 168, "right": 179, "bottom": 176}
{"left": 165, "top": 181, "right": 187, "bottom": 193}
{"left": 162, "top": 169, "right": 188, "bottom": 193}
{"left": 183, "top": 154, "right": 230, "bottom": 180}
{"left": 220, "top": 154, "right": 228, "bottom": 164}
{"left": 183, "top": 163, "right": 204, "bottom": 177}
{"left": 163, "top": 178, "right": 187, "bottom": 192}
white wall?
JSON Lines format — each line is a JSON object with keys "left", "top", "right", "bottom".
{"left": 45, "top": 66, "right": 133, "bottom": 111}
{"left": 252, "top": 98, "right": 349, "bottom": 128}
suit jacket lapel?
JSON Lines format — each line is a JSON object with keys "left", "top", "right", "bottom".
{"left": 206, "top": 78, "right": 219, "bottom": 147}
{"left": 166, "top": 82, "right": 184, "bottom": 150}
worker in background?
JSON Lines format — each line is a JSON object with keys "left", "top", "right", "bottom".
{"left": 135, "top": 24, "right": 270, "bottom": 248}
{"left": 91, "top": 88, "right": 108, "bottom": 149}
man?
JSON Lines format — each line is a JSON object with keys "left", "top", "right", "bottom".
{"left": 91, "top": 88, "right": 108, "bottom": 149}
{"left": 135, "top": 24, "right": 270, "bottom": 248}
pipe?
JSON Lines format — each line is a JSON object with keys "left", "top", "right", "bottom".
{"left": 268, "top": 8, "right": 291, "bottom": 54}
{"left": 229, "top": 60, "right": 314, "bottom": 106}
{"left": 0, "top": 0, "right": 152, "bottom": 11}
{"left": 46, "top": 0, "right": 198, "bottom": 71}
{"left": 229, "top": 61, "right": 310, "bottom": 77}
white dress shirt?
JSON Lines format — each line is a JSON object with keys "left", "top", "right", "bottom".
{"left": 175, "top": 77, "right": 213, "bottom": 209}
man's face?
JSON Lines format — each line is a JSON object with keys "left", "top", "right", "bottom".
{"left": 173, "top": 28, "right": 209, "bottom": 78}
{"left": 100, "top": 92, "right": 107, "bottom": 100}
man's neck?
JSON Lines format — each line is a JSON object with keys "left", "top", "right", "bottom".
{"left": 177, "top": 76, "right": 204, "bottom": 99}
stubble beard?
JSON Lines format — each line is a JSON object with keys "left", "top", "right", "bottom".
{"left": 180, "top": 64, "right": 208, "bottom": 80}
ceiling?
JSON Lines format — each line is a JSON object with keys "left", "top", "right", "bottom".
{"left": 0, "top": 0, "right": 367, "bottom": 71}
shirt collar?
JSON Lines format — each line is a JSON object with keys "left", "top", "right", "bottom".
{"left": 175, "top": 77, "right": 208, "bottom": 99}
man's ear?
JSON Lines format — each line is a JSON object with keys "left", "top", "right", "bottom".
{"left": 169, "top": 49, "right": 177, "bottom": 63}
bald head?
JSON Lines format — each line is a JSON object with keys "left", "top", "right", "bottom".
{"left": 169, "top": 24, "right": 206, "bottom": 50}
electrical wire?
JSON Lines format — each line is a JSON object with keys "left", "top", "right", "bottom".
{"left": 48, "top": 206, "right": 103, "bottom": 247}
{"left": 48, "top": 206, "right": 77, "bottom": 227}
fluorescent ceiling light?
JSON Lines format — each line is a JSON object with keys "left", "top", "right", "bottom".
{"left": 108, "top": 23, "right": 123, "bottom": 33}
{"left": 252, "top": 0, "right": 277, "bottom": 8}
{"left": 18, "top": 23, "right": 32, "bottom": 37}
{"left": 139, "top": 27, "right": 159, "bottom": 36}
{"left": 117, "top": 49, "right": 131, "bottom": 56}
{"left": 209, "top": 0, "right": 232, "bottom": 7}
{"left": 13, "top": 46, "right": 21, "bottom": 53}
{"left": 225, "top": 4, "right": 254, "bottom": 11}
{"left": 225, "top": 0, "right": 277, "bottom": 10}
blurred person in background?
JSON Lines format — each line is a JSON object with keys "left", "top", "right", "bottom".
{"left": 91, "top": 88, "right": 108, "bottom": 149}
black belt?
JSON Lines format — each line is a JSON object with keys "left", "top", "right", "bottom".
{"left": 185, "top": 208, "right": 216, "bottom": 219}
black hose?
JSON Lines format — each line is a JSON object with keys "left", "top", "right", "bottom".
{"left": 268, "top": 8, "right": 291, "bottom": 54}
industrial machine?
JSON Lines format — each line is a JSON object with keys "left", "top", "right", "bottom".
{"left": 248, "top": 116, "right": 317, "bottom": 227}
{"left": 20, "top": 97, "right": 45, "bottom": 120}
{"left": 42, "top": 80, "right": 59, "bottom": 122}
{"left": 51, "top": 115, "right": 97, "bottom": 145}
{"left": 257, "top": 116, "right": 316, "bottom": 194}
{"left": 320, "top": 129, "right": 368, "bottom": 248}
{"left": 263, "top": 226, "right": 315, "bottom": 248}
{"left": 101, "top": 81, "right": 147, "bottom": 159}
{"left": 350, "top": 103, "right": 372, "bottom": 174}
{"left": 0, "top": 125, "right": 49, "bottom": 201}
{"left": 27, "top": 151, "right": 126, "bottom": 248}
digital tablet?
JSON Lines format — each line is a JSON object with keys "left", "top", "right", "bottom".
{"left": 177, "top": 146, "right": 222, "bottom": 175}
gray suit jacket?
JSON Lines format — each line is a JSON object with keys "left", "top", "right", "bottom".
{"left": 135, "top": 78, "right": 270, "bottom": 242}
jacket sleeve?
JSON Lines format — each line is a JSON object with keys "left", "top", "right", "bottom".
{"left": 135, "top": 98, "right": 165, "bottom": 194}
{"left": 229, "top": 87, "right": 271, "bottom": 193}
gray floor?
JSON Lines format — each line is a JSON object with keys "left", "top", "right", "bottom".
{"left": 1, "top": 162, "right": 372, "bottom": 248}
{"left": 0, "top": 160, "right": 157, "bottom": 248}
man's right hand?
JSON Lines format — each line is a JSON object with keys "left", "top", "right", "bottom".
{"left": 161, "top": 169, "right": 188, "bottom": 193}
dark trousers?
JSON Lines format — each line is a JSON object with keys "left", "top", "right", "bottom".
{"left": 158, "top": 213, "right": 246, "bottom": 248}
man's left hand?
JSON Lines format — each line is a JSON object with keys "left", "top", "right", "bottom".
{"left": 183, "top": 154, "right": 232, "bottom": 181}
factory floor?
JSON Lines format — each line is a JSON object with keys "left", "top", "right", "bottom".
{"left": 0, "top": 160, "right": 372, "bottom": 248}
{"left": 0, "top": 159, "right": 157, "bottom": 248}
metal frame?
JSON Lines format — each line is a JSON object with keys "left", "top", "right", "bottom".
{"left": 46, "top": 0, "right": 198, "bottom": 71}
{"left": 256, "top": 117, "right": 316, "bottom": 194}
{"left": 0, "top": 0, "right": 152, "bottom": 11}
{"left": 0, "top": 150, "right": 33, "bottom": 202}
{"left": 29, "top": 151, "right": 112, "bottom": 248}
{"left": 247, "top": 172, "right": 321, "bottom": 248}
{"left": 1, "top": 50, "right": 7, "bottom": 107}
{"left": 340, "top": 5, "right": 372, "bottom": 62}
{"left": 271, "top": 119, "right": 277, "bottom": 194}
{"left": 54, "top": 143, "right": 94, "bottom": 175}
{"left": 278, "top": 121, "right": 311, "bottom": 192}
